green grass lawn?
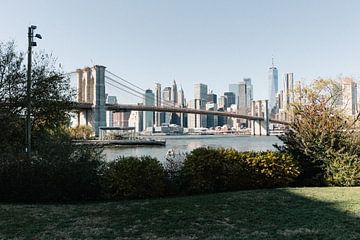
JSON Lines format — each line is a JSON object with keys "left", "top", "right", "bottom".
{"left": 1, "top": 187, "right": 360, "bottom": 240}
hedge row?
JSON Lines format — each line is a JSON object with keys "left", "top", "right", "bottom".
{"left": 0, "top": 147, "right": 301, "bottom": 202}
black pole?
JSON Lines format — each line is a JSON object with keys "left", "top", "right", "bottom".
{"left": 26, "top": 26, "right": 33, "bottom": 159}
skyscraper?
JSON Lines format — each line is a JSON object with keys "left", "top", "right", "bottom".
{"left": 143, "top": 89, "right": 155, "bottom": 130}
{"left": 207, "top": 91, "right": 217, "bottom": 104}
{"left": 194, "top": 83, "right": 208, "bottom": 101}
{"left": 342, "top": 78, "right": 358, "bottom": 115}
{"left": 105, "top": 95, "right": 117, "bottom": 127}
{"left": 229, "top": 83, "right": 240, "bottom": 108}
{"left": 238, "top": 82, "right": 247, "bottom": 113}
{"left": 163, "top": 87, "right": 172, "bottom": 103}
{"left": 155, "top": 83, "right": 161, "bottom": 126}
{"left": 268, "top": 59, "right": 279, "bottom": 110}
{"left": 178, "top": 86, "right": 185, "bottom": 107}
{"left": 172, "top": 80, "right": 178, "bottom": 106}
{"left": 283, "top": 73, "right": 294, "bottom": 109}
{"left": 162, "top": 87, "right": 172, "bottom": 123}
{"left": 188, "top": 83, "right": 208, "bottom": 128}
{"left": 243, "top": 78, "right": 253, "bottom": 109}
{"left": 224, "top": 92, "right": 235, "bottom": 108}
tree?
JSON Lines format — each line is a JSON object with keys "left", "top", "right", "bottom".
{"left": 0, "top": 41, "right": 104, "bottom": 202}
{"left": 276, "top": 78, "right": 360, "bottom": 185}
{"left": 0, "top": 41, "right": 74, "bottom": 159}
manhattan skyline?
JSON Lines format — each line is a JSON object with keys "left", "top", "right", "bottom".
{"left": 2, "top": 0, "right": 360, "bottom": 103}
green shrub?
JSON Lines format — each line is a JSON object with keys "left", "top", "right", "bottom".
{"left": 0, "top": 140, "right": 104, "bottom": 202}
{"left": 182, "top": 148, "right": 300, "bottom": 194}
{"left": 102, "top": 156, "right": 165, "bottom": 199}
{"left": 325, "top": 152, "right": 360, "bottom": 186}
{"left": 241, "top": 151, "right": 300, "bottom": 187}
{"left": 182, "top": 147, "right": 239, "bottom": 194}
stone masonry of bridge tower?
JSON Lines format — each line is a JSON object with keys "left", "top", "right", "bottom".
{"left": 76, "top": 65, "right": 106, "bottom": 136}
{"left": 251, "top": 100, "right": 269, "bottom": 136}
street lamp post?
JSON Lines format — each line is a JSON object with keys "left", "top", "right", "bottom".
{"left": 26, "top": 25, "right": 42, "bottom": 159}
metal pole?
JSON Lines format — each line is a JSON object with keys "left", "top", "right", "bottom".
{"left": 26, "top": 27, "right": 33, "bottom": 159}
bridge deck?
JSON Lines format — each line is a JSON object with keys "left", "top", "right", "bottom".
{"left": 72, "top": 102, "right": 289, "bottom": 125}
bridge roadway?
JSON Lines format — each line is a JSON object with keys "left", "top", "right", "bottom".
{"left": 73, "top": 102, "right": 288, "bottom": 125}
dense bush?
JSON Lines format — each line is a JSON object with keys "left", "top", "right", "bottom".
{"left": 102, "top": 156, "right": 166, "bottom": 199}
{"left": 181, "top": 148, "right": 244, "bottom": 194}
{"left": 181, "top": 148, "right": 300, "bottom": 194}
{"left": 0, "top": 144, "right": 104, "bottom": 202}
{"left": 276, "top": 78, "right": 360, "bottom": 186}
{"left": 325, "top": 152, "right": 360, "bottom": 186}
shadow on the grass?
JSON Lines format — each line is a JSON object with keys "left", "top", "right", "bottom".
{"left": 0, "top": 188, "right": 359, "bottom": 240}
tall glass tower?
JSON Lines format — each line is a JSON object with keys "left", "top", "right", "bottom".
{"left": 268, "top": 58, "right": 278, "bottom": 111}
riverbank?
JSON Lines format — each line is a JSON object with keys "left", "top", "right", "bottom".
{"left": 1, "top": 187, "right": 359, "bottom": 239}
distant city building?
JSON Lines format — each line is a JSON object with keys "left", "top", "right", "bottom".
{"left": 224, "top": 92, "right": 235, "bottom": 108}
{"left": 206, "top": 102, "right": 218, "bottom": 128}
{"left": 113, "top": 112, "right": 131, "bottom": 128}
{"left": 342, "top": 78, "right": 358, "bottom": 115}
{"left": 177, "top": 86, "right": 186, "bottom": 127}
{"left": 283, "top": 73, "right": 294, "bottom": 109}
{"left": 194, "top": 83, "right": 208, "bottom": 101}
{"left": 238, "top": 82, "right": 247, "bottom": 113}
{"left": 162, "top": 86, "right": 172, "bottom": 123}
{"left": 143, "top": 89, "right": 155, "bottom": 130}
{"left": 207, "top": 91, "right": 217, "bottom": 104}
{"left": 155, "top": 83, "right": 161, "bottom": 126}
{"left": 188, "top": 83, "right": 208, "bottom": 128}
{"left": 178, "top": 86, "right": 185, "bottom": 107}
{"left": 163, "top": 87, "right": 172, "bottom": 103}
{"left": 172, "top": 80, "right": 178, "bottom": 105}
{"left": 128, "top": 108, "right": 143, "bottom": 132}
{"left": 106, "top": 95, "right": 117, "bottom": 127}
{"left": 268, "top": 59, "right": 279, "bottom": 111}
{"left": 243, "top": 78, "right": 253, "bottom": 109}
{"left": 218, "top": 95, "right": 228, "bottom": 109}
{"left": 229, "top": 83, "right": 240, "bottom": 108}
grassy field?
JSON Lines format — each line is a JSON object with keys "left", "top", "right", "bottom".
{"left": 1, "top": 187, "right": 360, "bottom": 240}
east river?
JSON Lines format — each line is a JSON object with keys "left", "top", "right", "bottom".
{"left": 103, "top": 135, "right": 283, "bottom": 162}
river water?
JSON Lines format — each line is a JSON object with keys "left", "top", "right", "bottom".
{"left": 103, "top": 135, "right": 282, "bottom": 161}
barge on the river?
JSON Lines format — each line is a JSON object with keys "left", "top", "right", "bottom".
{"left": 74, "top": 139, "right": 166, "bottom": 147}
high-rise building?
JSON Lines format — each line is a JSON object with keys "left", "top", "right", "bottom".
{"left": 243, "top": 78, "right": 253, "bottom": 109}
{"left": 143, "top": 89, "right": 155, "bottom": 130}
{"left": 188, "top": 83, "right": 208, "bottom": 128}
{"left": 172, "top": 80, "right": 178, "bottom": 105}
{"left": 283, "top": 73, "right": 294, "bottom": 109}
{"left": 163, "top": 87, "right": 172, "bottom": 103}
{"left": 224, "top": 92, "right": 235, "bottom": 108}
{"left": 178, "top": 86, "right": 185, "bottom": 107}
{"left": 218, "top": 96, "right": 227, "bottom": 109}
{"left": 238, "top": 82, "right": 247, "bottom": 113}
{"left": 162, "top": 87, "right": 172, "bottom": 123}
{"left": 128, "top": 108, "right": 143, "bottom": 132}
{"left": 113, "top": 112, "right": 131, "bottom": 127}
{"left": 155, "top": 83, "right": 161, "bottom": 126}
{"left": 207, "top": 91, "right": 217, "bottom": 104}
{"left": 342, "top": 78, "right": 358, "bottom": 115}
{"left": 178, "top": 86, "right": 186, "bottom": 127}
{"left": 194, "top": 83, "right": 208, "bottom": 101}
{"left": 268, "top": 59, "right": 279, "bottom": 110}
{"left": 229, "top": 83, "right": 240, "bottom": 108}
{"left": 206, "top": 102, "right": 218, "bottom": 128}
{"left": 106, "top": 95, "right": 117, "bottom": 127}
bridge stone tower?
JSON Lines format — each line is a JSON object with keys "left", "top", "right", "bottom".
{"left": 251, "top": 100, "right": 269, "bottom": 136}
{"left": 76, "top": 65, "right": 106, "bottom": 136}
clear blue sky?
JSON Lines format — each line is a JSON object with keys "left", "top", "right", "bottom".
{"left": 2, "top": 0, "right": 360, "bottom": 103}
